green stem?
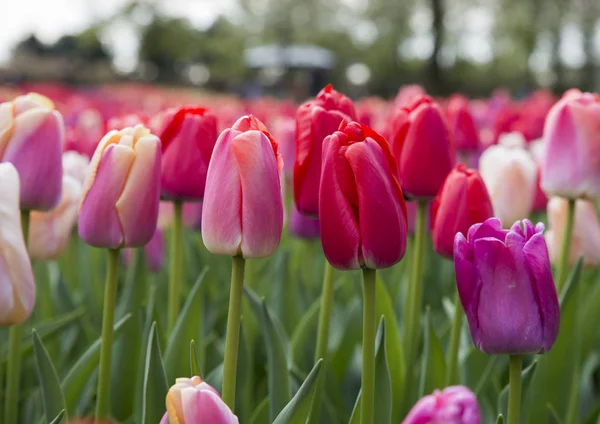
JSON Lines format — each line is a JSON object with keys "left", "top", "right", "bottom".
{"left": 222, "top": 255, "right": 246, "bottom": 410}
{"left": 445, "top": 290, "right": 463, "bottom": 386}
{"left": 507, "top": 355, "right": 523, "bottom": 424}
{"left": 3, "top": 210, "right": 31, "bottom": 424}
{"left": 556, "top": 198, "right": 575, "bottom": 293}
{"left": 307, "top": 261, "right": 335, "bottom": 424}
{"left": 168, "top": 200, "right": 183, "bottom": 333}
{"left": 403, "top": 200, "right": 427, "bottom": 399}
{"left": 360, "top": 268, "right": 377, "bottom": 424}
{"left": 95, "top": 248, "right": 120, "bottom": 421}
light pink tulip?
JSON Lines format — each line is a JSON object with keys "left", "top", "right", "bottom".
{"left": 78, "top": 125, "right": 161, "bottom": 248}
{"left": 403, "top": 385, "right": 481, "bottom": 424}
{"left": 0, "top": 162, "right": 35, "bottom": 326}
{"left": 202, "top": 115, "right": 283, "bottom": 258}
{"left": 62, "top": 151, "right": 90, "bottom": 186}
{"left": 479, "top": 144, "right": 537, "bottom": 227}
{"left": 546, "top": 197, "right": 600, "bottom": 267}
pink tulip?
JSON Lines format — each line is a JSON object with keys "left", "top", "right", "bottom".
{"left": 202, "top": 115, "right": 283, "bottom": 258}
{"left": 541, "top": 89, "right": 600, "bottom": 199}
{"left": 0, "top": 163, "right": 35, "bottom": 325}
{"left": 446, "top": 95, "right": 480, "bottom": 151}
{"left": 78, "top": 125, "right": 161, "bottom": 248}
{"left": 0, "top": 93, "right": 64, "bottom": 210}
{"left": 403, "top": 386, "right": 481, "bottom": 424}
{"left": 122, "top": 228, "right": 165, "bottom": 272}
{"left": 62, "top": 151, "right": 90, "bottom": 186}
{"left": 161, "top": 376, "right": 238, "bottom": 424}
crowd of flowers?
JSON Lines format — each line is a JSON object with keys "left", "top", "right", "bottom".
{"left": 0, "top": 81, "right": 598, "bottom": 424}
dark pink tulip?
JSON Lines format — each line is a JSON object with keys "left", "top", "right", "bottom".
{"left": 319, "top": 121, "right": 407, "bottom": 269}
{"left": 446, "top": 95, "right": 480, "bottom": 151}
{"left": 403, "top": 386, "right": 481, "bottom": 424}
{"left": 454, "top": 218, "right": 559, "bottom": 355}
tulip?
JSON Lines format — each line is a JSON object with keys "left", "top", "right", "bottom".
{"left": 431, "top": 164, "right": 493, "bottom": 259}
{"left": 78, "top": 125, "right": 161, "bottom": 249}
{"left": 479, "top": 144, "right": 537, "bottom": 227}
{"left": 320, "top": 121, "right": 408, "bottom": 269}
{"left": 0, "top": 162, "right": 35, "bottom": 325}
{"left": 294, "top": 84, "right": 356, "bottom": 216}
{"left": 202, "top": 115, "right": 283, "bottom": 259}
{"left": 62, "top": 151, "right": 90, "bottom": 186}
{"left": 541, "top": 89, "right": 600, "bottom": 199}
{"left": 446, "top": 95, "right": 480, "bottom": 151}
{"left": 159, "top": 107, "right": 218, "bottom": 200}
{"left": 160, "top": 376, "right": 238, "bottom": 424}
{"left": 73, "top": 108, "right": 105, "bottom": 158}
{"left": 289, "top": 204, "right": 320, "bottom": 239}
{"left": 0, "top": 93, "right": 64, "bottom": 210}
{"left": 402, "top": 386, "right": 481, "bottom": 424}
{"left": 123, "top": 228, "right": 165, "bottom": 273}
{"left": 454, "top": 218, "right": 559, "bottom": 354}
{"left": 389, "top": 95, "right": 455, "bottom": 199}
{"left": 546, "top": 197, "right": 600, "bottom": 267}
{"left": 28, "top": 176, "right": 82, "bottom": 261}
{"left": 498, "top": 131, "right": 526, "bottom": 148}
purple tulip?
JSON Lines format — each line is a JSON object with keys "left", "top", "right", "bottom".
{"left": 289, "top": 204, "right": 320, "bottom": 239}
{"left": 454, "top": 218, "right": 560, "bottom": 355}
{"left": 403, "top": 385, "right": 481, "bottom": 424}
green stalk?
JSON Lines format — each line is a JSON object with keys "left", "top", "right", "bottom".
{"left": 3, "top": 210, "right": 30, "bottom": 424}
{"left": 168, "top": 200, "right": 183, "bottom": 333}
{"left": 360, "top": 268, "right": 377, "bottom": 424}
{"left": 556, "top": 198, "right": 575, "bottom": 293}
{"left": 403, "top": 200, "right": 427, "bottom": 400}
{"left": 445, "top": 290, "right": 463, "bottom": 386}
{"left": 95, "top": 248, "right": 120, "bottom": 420}
{"left": 307, "top": 261, "right": 335, "bottom": 424}
{"left": 222, "top": 255, "right": 246, "bottom": 410}
{"left": 507, "top": 355, "right": 523, "bottom": 424}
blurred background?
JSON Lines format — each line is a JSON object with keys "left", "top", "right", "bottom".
{"left": 0, "top": 0, "right": 599, "bottom": 99}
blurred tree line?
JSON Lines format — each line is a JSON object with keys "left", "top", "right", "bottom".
{"left": 8, "top": 0, "right": 600, "bottom": 98}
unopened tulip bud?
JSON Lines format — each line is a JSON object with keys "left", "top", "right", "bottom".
{"left": 62, "top": 151, "right": 90, "bottom": 186}
{"left": 403, "top": 386, "right": 481, "bottom": 424}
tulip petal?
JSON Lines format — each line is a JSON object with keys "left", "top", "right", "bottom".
{"left": 454, "top": 233, "right": 481, "bottom": 343}
{"left": 79, "top": 144, "right": 134, "bottom": 248}
{"left": 116, "top": 136, "right": 161, "bottom": 247}
{"left": 231, "top": 130, "right": 283, "bottom": 258}
{"left": 193, "top": 390, "right": 239, "bottom": 424}
{"left": 345, "top": 138, "right": 407, "bottom": 268}
{"left": 202, "top": 130, "right": 243, "bottom": 256}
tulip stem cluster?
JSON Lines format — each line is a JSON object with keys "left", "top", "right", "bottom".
{"left": 222, "top": 255, "right": 246, "bottom": 410}
{"left": 361, "top": 267, "right": 377, "bottom": 424}
{"left": 168, "top": 200, "right": 184, "bottom": 333}
{"left": 446, "top": 290, "right": 464, "bottom": 386}
{"left": 3, "top": 210, "right": 30, "bottom": 424}
{"left": 556, "top": 199, "right": 576, "bottom": 292}
{"left": 95, "top": 248, "right": 121, "bottom": 421}
{"left": 308, "top": 261, "right": 335, "bottom": 424}
{"left": 507, "top": 355, "right": 523, "bottom": 424}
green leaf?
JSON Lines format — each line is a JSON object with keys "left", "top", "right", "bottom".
{"left": 290, "top": 295, "right": 320, "bottom": 366}
{"left": 244, "top": 287, "right": 292, "bottom": 422}
{"left": 190, "top": 340, "right": 200, "bottom": 377}
{"left": 142, "top": 322, "right": 169, "bottom": 424}
{"left": 164, "top": 268, "right": 208, "bottom": 381}
{"left": 272, "top": 359, "right": 323, "bottom": 424}
{"left": 547, "top": 403, "right": 563, "bottom": 424}
{"left": 418, "top": 308, "right": 446, "bottom": 399}
{"left": 250, "top": 397, "right": 270, "bottom": 424}
{"left": 348, "top": 390, "right": 361, "bottom": 424}
{"left": 498, "top": 359, "right": 538, "bottom": 418}
{"left": 33, "top": 330, "right": 68, "bottom": 423}
{"left": 559, "top": 256, "right": 583, "bottom": 307}
{"left": 61, "top": 314, "right": 131, "bottom": 413}
{"left": 375, "top": 278, "right": 405, "bottom": 424}
{"left": 496, "top": 414, "right": 504, "bottom": 424}
{"left": 49, "top": 410, "right": 65, "bottom": 424}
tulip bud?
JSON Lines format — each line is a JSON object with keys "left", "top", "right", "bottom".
{"left": 28, "top": 176, "right": 82, "bottom": 261}
{"left": 78, "top": 125, "right": 161, "bottom": 249}
{"left": 0, "top": 93, "right": 64, "bottom": 210}
{"left": 320, "top": 121, "right": 408, "bottom": 269}
{"left": 546, "top": 197, "right": 600, "bottom": 267}
{"left": 389, "top": 95, "right": 456, "bottom": 199}
{"left": 74, "top": 108, "right": 105, "bottom": 158}
{"left": 403, "top": 385, "right": 481, "bottom": 424}
{"left": 446, "top": 95, "right": 480, "bottom": 151}
{"left": 158, "top": 107, "right": 218, "bottom": 200}
{"left": 162, "top": 376, "right": 238, "bottom": 424}
{"left": 454, "top": 218, "right": 559, "bottom": 354}
{"left": 289, "top": 204, "right": 320, "bottom": 239}
{"left": 479, "top": 144, "right": 537, "bottom": 227}
{"left": 202, "top": 115, "right": 284, "bottom": 258}
{"left": 541, "top": 89, "right": 600, "bottom": 199}
{"left": 294, "top": 84, "right": 357, "bottom": 216}
{"left": 0, "top": 162, "right": 35, "bottom": 326}
{"left": 62, "top": 151, "right": 90, "bottom": 186}
{"left": 431, "top": 164, "right": 493, "bottom": 259}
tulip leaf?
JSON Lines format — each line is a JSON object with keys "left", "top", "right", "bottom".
{"left": 418, "top": 307, "right": 446, "bottom": 399}
{"left": 559, "top": 256, "right": 583, "bottom": 308}
{"left": 249, "top": 397, "right": 270, "bottom": 424}
{"left": 142, "top": 322, "right": 169, "bottom": 424}
{"left": 547, "top": 403, "right": 563, "bottom": 424}
{"left": 33, "top": 330, "right": 68, "bottom": 423}
{"left": 496, "top": 414, "right": 504, "bottom": 424}
{"left": 190, "top": 339, "right": 200, "bottom": 377}
{"left": 164, "top": 268, "right": 208, "bottom": 380}
{"left": 498, "top": 358, "right": 537, "bottom": 418}
{"left": 348, "top": 390, "right": 361, "bottom": 424}
{"left": 375, "top": 278, "right": 405, "bottom": 424}
{"left": 272, "top": 359, "right": 323, "bottom": 424}
{"left": 330, "top": 298, "right": 362, "bottom": 381}
{"left": 49, "top": 410, "right": 65, "bottom": 424}
{"left": 244, "top": 287, "right": 292, "bottom": 422}
{"left": 62, "top": 313, "right": 131, "bottom": 413}
{"left": 290, "top": 294, "right": 321, "bottom": 367}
